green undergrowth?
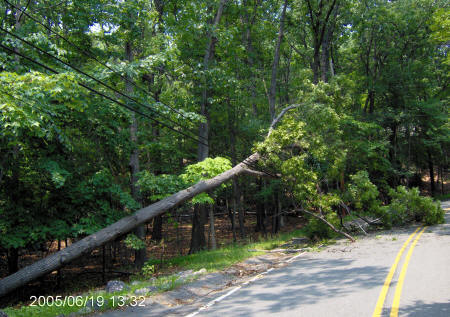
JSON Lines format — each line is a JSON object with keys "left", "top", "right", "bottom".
{"left": 3, "top": 228, "right": 312, "bottom": 317}
{"left": 143, "top": 228, "right": 307, "bottom": 273}
{"left": 435, "top": 193, "right": 450, "bottom": 201}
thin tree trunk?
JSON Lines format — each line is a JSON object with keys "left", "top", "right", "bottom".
{"left": 7, "top": 248, "right": 19, "bottom": 275}
{"left": 238, "top": 184, "right": 246, "bottom": 238}
{"left": 151, "top": 216, "right": 163, "bottom": 241}
{"left": 312, "top": 42, "right": 321, "bottom": 84}
{"left": 126, "top": 41, "right": 146, "bottom": 268}
{"left": 269, "top": 0, "right": 288, "bottom": 121}
{"left": 242, "top": 0, "right": 260, "bottom": 116}
{"left": 255, "top": 178, "right": 266, "bottom": 233}
{"left": 227, "top": 198, "right": 237, "bottom": 242}
{"left": 428, "top": 150, "right": 435, "bottom": 195}
{"left": 209, "top": 205, "right": 217, "bottom": 250}
{"left": 190, "top": 0, "right": 228, "bottom": 254}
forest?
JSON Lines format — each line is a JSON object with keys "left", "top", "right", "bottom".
{"left": 0, "top": 0, "right": 448, "bottom": 304}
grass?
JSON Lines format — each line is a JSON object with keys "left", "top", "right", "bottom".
{"left": 142, "top": 228, "right": 308, "bottom": 274}
{"left": 435, "top": 193, "right": 450, "bottom": 201}
{"left": 3, "top": 228, "right": 312, "bottom": 317}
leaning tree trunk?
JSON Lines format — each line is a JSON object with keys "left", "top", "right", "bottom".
{"left": 0, "top": 153, "right": 261, "bottom": 296}
{"left": 0, "top": 104, "right": 302, "bottom": 296}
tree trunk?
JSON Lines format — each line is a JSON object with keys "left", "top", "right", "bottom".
{"left": 320, "top": 29, "right": 331, "bottom": 83}
{"left": 189, "top": 204, "right": 207, "bottom": 254}
{"left": 238, "top": 183, "right": 246, "bottom": 238}
{"left": 312, "top": 43, "right": 321, "bottom": 84}
{"left": 151, "top": 215, "right": 163, "bottom": 241}
{"left": 190, "top": 0, "right": 228, "bottom": 253}
{"left": 428, "top": 150, "right": 435, "bottom": 195}
{"left": 305, "top": 0, "right": 338, "bottom": 84}
{"left": 209, "top": 205, "right": 217, "bottom": 250}
{"left": 268, "top": 0, "right": 288, "bottom": 121}
{"left": 7, "top": 248, "right": 19, "bottom": 275}
{"left": 126, "top": 41, "right": 146, "bottom": 268}
{"left": 227, "top": 198, "right": 237, "bottom": 242}
{"left": 255, "top": 178, "right": 266, "bottom": 233}
{"left": 242, "top": 0, "right": 260, "bottom": 116}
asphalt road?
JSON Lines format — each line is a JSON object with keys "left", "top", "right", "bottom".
{"left": 189, "top": 201, "right": 450, "bottom": 317}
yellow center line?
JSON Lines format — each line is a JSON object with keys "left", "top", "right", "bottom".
{"left": 390, "top": 226, "right": 427, "bottom": 317}
{"left": 372, "top": 226, "right": 422, "bottom": 317}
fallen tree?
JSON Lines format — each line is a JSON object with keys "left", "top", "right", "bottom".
{"left": 0, "top": 103, "right": 303, "bottom": 296}
{"left": 0, "top": 103, "right": 356, "bottom": 296}
{"left": 0, "top": 153, "right": 264, "bottom": 296}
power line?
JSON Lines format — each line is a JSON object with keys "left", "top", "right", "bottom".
{"left": 0, "top": 42, "right": 208, "bottom": 147}
{"left": 0, "top": 26, "right": 205, "bottom": 145}
{"left": 3, "top": 0, "right": 203, "bottom": 139}
{"left": 0, "top": 85, "right": 56, "bottom": 119}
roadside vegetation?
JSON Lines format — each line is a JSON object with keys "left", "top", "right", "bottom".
{"left": 3, "top": 228, "right": 315, "bottom": 317}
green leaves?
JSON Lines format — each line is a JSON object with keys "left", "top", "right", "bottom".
{"left": 139, "top": 157, "right": 232, "bottom": 205}
{"left": 138, "top": 172, "right": 186, "bottom": 202}
{"left": 345, "top": 170, "right": 381, "bottom": 215}
{"left": 181, "top": 157, "right": 232, "bottom": 184}
{"left": 40, "top": 160, "right": 71, "bottom": 188}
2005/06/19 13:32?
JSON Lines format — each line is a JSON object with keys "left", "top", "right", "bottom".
{"left": 29, "top": 295, "right": 146, "bottom": 307}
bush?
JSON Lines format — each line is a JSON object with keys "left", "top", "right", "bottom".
{"left": 385, "top": 186, "right": 444, "bottom": 226}
{"left": 346, "top": 171, "right": 382, "bottom": 215}
{"left": 304, "top": 213, "right": 339, "bottom": 240}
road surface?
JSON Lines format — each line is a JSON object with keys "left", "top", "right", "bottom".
{"left": 99, "top": 201, "right": 450, "bottom": 317}
{"left": 188, "top": 201, "right": 450, "bottom": 317}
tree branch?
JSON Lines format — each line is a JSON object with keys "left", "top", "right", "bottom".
{"left": 268, "top": 103, "right": 304, "bottom": 136}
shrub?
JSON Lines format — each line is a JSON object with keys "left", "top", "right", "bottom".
{"left": 346, "top": 171, "right": 382, "bottom": 215}
{"left": 304, "top": 213, "right": 339, "bottom": 240}
{"left": 385, "top": 186, "right": 444, "bottom": 226}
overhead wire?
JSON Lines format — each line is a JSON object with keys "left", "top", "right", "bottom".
{"left": 2, "top": 1, "right": 285, "bottom": 177}
{"left": 0, "top": 41, "right": 208, "bottom": 147}
{"left": 2, "top": 0, "right": 205, "bottom": 140}
{"left": 0, "top": 26, "right": 206, "bottom": 143}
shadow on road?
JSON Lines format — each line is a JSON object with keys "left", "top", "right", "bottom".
{"left": 209, "top": 257, "right": 387, "bottom": 316}
{"left": 399, "top": 300, "right": 450, "bottom": 317}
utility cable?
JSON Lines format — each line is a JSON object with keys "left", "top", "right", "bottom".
{"left": 3, "top": 0, "right": 203, "bottom": 138}
{"left": 0, "top": 25, "right": 204, "bottom": 144}
{"left": 0, "top": 42, "right": 208, "bottom": 147}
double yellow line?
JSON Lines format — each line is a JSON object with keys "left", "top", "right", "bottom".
{"left": 372, "top": 225, "right": 427, "bottom": 317}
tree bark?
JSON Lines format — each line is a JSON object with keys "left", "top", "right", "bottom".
{"left": 209, "top": 204, "right": 217, "bottom": 250}
{"left": 269, "top": 0, "right": 288, "bottom": 121}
